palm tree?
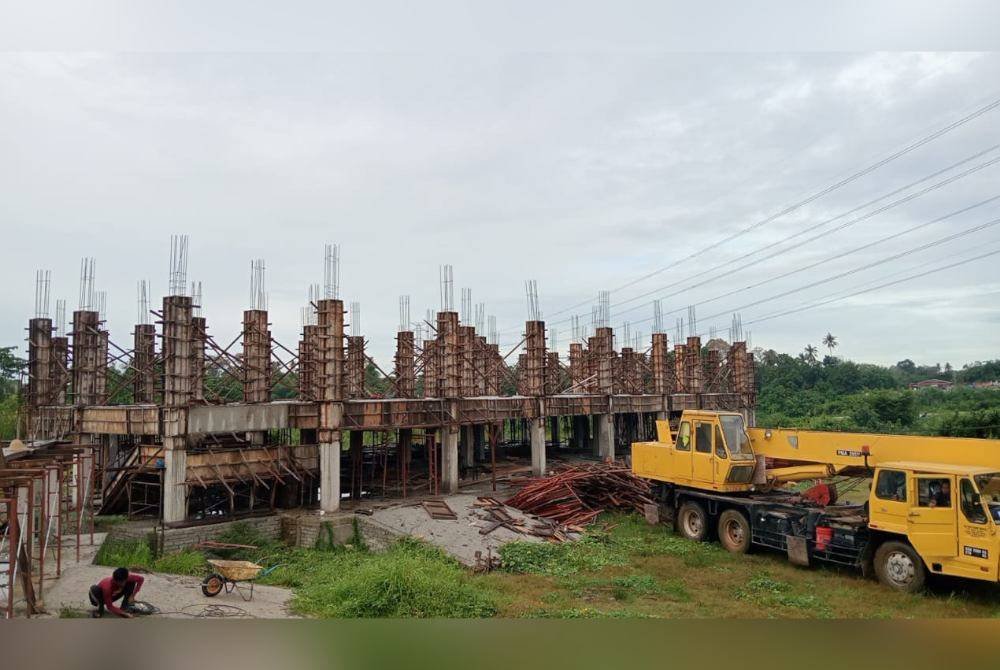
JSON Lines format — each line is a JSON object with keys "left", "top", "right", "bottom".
{"left": 822, "top": 333, "right": 838, "bottom": 356}
{"left": 803, "top": 344, "right": 818, "bottom": 364}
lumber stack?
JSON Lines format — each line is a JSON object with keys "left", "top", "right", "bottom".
{"left": 503, "top": 462, "right": 655, "bottom": 528}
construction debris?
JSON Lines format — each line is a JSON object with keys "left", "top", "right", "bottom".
{"left": 503, "top": 462, "right": 655, "bottom": 528}
{"left": 472, "top": 496, "right": 571, "bottom": 542}
{"left": 422, "top": 499, "right": 458, "bottom": 520}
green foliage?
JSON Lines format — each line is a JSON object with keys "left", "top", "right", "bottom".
{"left": 94, "top": 537, "right": 205, "bottom": 576}
{"left": 957, "top": 360, "right": 1000, "bottom": 384}
{"left": 94, "top": 538, "right": 155, "bottom": 569}
{"left": 285, "top": 538, "right": 498, "bottom": 618}
{"left": 756, "top": 353, "right": 1000, "bottom": 437}
{"left": 0, "top": 393, "right": 20, "bottom": 440}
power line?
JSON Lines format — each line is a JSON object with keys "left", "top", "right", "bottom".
{"left": 616, "top": 214, "right": 1000, "bottom": 331}
{"left": 608, "top": 150, "right": 1000, "bottom": 319}
{"left": 541, "top": 94, "right": 1000, "bottom": 321}
{"left": 627, "top": 194, "right": 1000, "bottom": 324}
{"left": 741, "top": 247, "right": 1000, "bottom": 327}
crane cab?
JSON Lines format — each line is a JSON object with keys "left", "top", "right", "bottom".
{"left": 867, "top": 462, "right": 1000, "bottom": 588}
{"left": 632, "top": 411, "right": 757, "bottom": 492}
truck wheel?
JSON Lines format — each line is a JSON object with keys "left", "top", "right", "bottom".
{"left": 874, "top": 541, "right": 926, "bottom": 593}
{"left": 718, "top": 509, "right": 751, "bottom": 554}
{"left": 677, "top": 501, "right": 708, "bottom": 542}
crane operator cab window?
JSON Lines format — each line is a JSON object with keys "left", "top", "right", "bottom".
{"left": 917, "top": 478, "right": 952, "bottom": 508}
{"left": 714, "top": 425, "right": 728, "bottom": 459}
{"left": 960, "top": 478, "right": 989, "bottom": 525}
{"left": 876, "top": 470, "right": 907, "bottom": 502}
{"left": 719, "top": 414, "right": 755, "bottom": 461}
{"left": 695, "top": 423, "right": 712, "bottom": 453}
{"left": 971, "top": 474, "right": 1000, "bottom": 524}
{"left": 676, "top": 422, "right": 691, "bottom": 451}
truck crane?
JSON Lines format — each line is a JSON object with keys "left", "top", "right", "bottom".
{"left": 631, "top": 410, "right": 1000, "bottom": 592}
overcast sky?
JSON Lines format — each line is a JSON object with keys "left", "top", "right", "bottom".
{"left": 2, "top": 50, "right": 999, "bottom": 368}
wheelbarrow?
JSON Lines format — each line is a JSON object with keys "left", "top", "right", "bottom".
{"left": 200, "top": 559, "right": 279, "bottom": 602}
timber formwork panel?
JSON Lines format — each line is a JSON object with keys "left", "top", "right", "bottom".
{"left": 71, "top": 310, "right": 102, "bottom": 406}
{"left": 242, "top": 309, "right": 271, "bottom": 403}
{"left": 133, "top": 324, "right": 157, "bottom": 404}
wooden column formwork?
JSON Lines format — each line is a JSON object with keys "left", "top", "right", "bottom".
{"left": 27, "top": 318, "right": 54, "bottom": 410}
{"left": 133, "top": 324, "right": 157, "bottom": 404}
{"left": 459, "top": 325, "right": 476, "bottom": 398}
{"left": 191, "top": 316, "right": 206, "bottom": 403}
{"left": 651, "top": 333, "right": 670, "bottom": 395}
{"left": 96, "top": 330, "right": 108, "bottom": 402}
{"left": 673, "top": 343, "right": 687, "bottom": 394}
{"left": 437, "top": 311, "right": 460, "bottom": 399}
{"left": 71, "top": 310, "right": 101, "bottom": 406}
{"left": 346, "top": 335, "right": 366, "bottom": 399}
{"left": 242, "top": 309, "right": 271, "bottom": 403}
{"left": 394, "top": 331, "right": 416, "bottom": 399}
{"left": 524, "top": 320, "right": 546, "bottom": 397}
{"left": 162, "top": 296, "right": 194, "bottom": 407}
{"left": 51, "top": 335, "right": 69, "bottom": 405}
{"left": 685, "top": 336, "right": 703, "bottom": 394}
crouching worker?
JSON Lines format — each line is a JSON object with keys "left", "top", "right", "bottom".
{"left": 89, "top": 567, "right": 144, "bottom": 618}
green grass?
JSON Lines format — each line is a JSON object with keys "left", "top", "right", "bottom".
{"left": 94, "top": 537, "right": 206, "bottom": 576}
{"left": 734, "top": 572, "right": 833, "bottom": 617}
{"left": 281, "top": 538, "right": 499, "bottom": 618}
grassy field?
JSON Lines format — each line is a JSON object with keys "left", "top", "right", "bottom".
{"left": 95, "top": 514, "right": 1000, "bottom": 618}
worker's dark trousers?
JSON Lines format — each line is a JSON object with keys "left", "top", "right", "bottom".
{"left": 88, "top": 581, "right": 137, "bottom": 616}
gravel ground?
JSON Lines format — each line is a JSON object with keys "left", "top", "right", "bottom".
{"left": 367, "top": 492, "right": 561, "bottom": 566}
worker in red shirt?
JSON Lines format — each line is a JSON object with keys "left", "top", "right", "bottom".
{"left": 88, "top": 567, "right": 144, "bottom": 618}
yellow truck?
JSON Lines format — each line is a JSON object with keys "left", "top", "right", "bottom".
{"left": 631, "top": 410, "right": 1000, "bottom": 592}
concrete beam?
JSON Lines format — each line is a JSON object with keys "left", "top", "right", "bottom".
{"left": 530, "top": 417, "right": 546, "bottom": 477}
{"left": 597, "top": 414, "right": 615, "bottom": 461}
{"left": 319, "top": 437, "right": 341, "bottom": 512}
{"left": 187, "top": 403, "right": 290, "bottom": 434}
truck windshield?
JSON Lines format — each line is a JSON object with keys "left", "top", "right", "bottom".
{"left": 720, "top": 415, "right": 754, "bottom": 460}
{"left": 973, "top": 473, "right": 1000, "bottom": 523}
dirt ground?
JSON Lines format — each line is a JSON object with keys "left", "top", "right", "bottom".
{"left": 35, "top": 533, "right": 298, "bottom": 619}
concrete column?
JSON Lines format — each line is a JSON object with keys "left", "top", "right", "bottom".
{"left": 319, "top": 436, "right": 341, "bottom": 512}
{"left": 461, "top": 425, "right": 475, "bottom": 469}
{"left": 549, "top": 416, "right": 560, "bottom": 447}
{"left": 530, "top": 417, "right": 546, "bottom": 476}
{"left": 597, "top": 414, "right": 615, "bottom": 461}
{"left": 162, "top": 449, "right": 188, "bottom": 524}
{"left": 441, "top": 424, "right": 460, "bottom": 494}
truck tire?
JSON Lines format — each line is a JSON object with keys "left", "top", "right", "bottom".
{"left": 677, "top": 501, "right": 708, "bottom": 542}
{"left": 718, "top": 509, "right": 751, "bottom": 554}
{"left": 874, "top": 541, "right": 926, "bottom": 593}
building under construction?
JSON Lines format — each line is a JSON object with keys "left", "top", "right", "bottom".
{"left": 14, "top": 240, "right": 757, "bottom": 530}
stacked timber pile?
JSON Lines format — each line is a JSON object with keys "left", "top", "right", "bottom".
{"left": 504, "top": 462, "right": 655, "bottom": 528}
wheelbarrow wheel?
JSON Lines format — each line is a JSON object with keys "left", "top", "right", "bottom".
{"left": 201, "top": 573, "right": 225, "bottom": 597}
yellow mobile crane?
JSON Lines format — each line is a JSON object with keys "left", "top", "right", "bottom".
{"left": 631, "top": 410, "right": 1000, "bottom": 592}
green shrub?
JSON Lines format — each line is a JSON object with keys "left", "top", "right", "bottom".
{"left": 94, "top": 538, "right": 154, "bottom": 570}
{"left": 289, "top": 538, "right": 498, "bottom": 618}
